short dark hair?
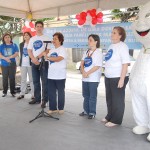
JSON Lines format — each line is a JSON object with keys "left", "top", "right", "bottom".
{"left": 35, "top": 21, "right": 44, "bottom": 27}
{"left": 113, "top": 26, "right": 126, "bottom": 42}
{"left": 53, "top": 32, "right": 64, "bottom": 45}
{"left": 88, "top": 34, "right": 100, "bottom": 48}
{"left": 2, "top": 33, "right": 13, "bottom": 44}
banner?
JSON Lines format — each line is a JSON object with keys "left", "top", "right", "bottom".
{"left": 44, "top": 22, "right": 142, "bottom": 49}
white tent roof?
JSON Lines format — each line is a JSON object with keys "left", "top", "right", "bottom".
{"left": 0, "top": 0, "right": 149, "bottom": 19}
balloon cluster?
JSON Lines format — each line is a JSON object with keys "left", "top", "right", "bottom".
{"left": 76, "top": 9, "right": 103, "bottom": 27}
{"left": 22, "top": 21, "right": 36, "bottom": 36}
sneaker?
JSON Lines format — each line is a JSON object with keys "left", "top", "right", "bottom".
{"left": 47, "top": 110, "right": 58, "bottom": 114}
{"left": 2, "top": 93, "right": 7, "bottom": 97}
{"left": 147, "top": 133, "right": 150, "bottom": 142}
{"left": 41, "top": 101, "right": 47, "bottom": 108}
{"left": 88, "top": 115, "right": 95, "bottom": 119}
{"left": 59, "top": 110, "right": 64, "bottom": 115}
{"left": 133, "top": 126, "right": 150, "bottom": 135}
{"left": 79, "top": 112, "right": 87, "bottom": 116}
{"left": 29, "top": 100, "right": 41, "bottom": 104}
{"left": 17, "top": 95, "right": 24, "bottom": 100}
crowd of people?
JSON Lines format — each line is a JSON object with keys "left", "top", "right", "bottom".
{"left": 0, "top": 21, "right": 130, "bottom": 126}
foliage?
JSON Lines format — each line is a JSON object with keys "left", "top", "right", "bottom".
{"left": 0, "top": 16, "right": 55, "bottom": 41}
{"left": 0, "top": 16, "right": 22, "bottom": 40}
{"left": 111, "top": 7, "right": 139, "bottom": 22}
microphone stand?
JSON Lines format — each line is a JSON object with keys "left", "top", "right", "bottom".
{"left": 29, "top": 41, "right": 59, "bottom": 123}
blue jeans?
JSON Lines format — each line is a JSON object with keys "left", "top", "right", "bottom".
{"left": 82, "top": 81, "right": 99, "bottom": 116}
{"left": 48, "top": 79, "right": 66, "bottom": 110}
{"left": 32, "top": 61, "right": 48, "bottom": 102}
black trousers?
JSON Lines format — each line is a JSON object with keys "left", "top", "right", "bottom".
{"left": 48, "top": 79, "right": 66, "bottom": 110}
{"left": 1, "top": 66, "right": 16, "bottom": 94}
{"left": 105, "top": 76, "right": 129, "bottom": 124}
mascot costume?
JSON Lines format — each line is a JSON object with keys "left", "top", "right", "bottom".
{"left": 130, "top": 1, "right": 150, "bottom": 142}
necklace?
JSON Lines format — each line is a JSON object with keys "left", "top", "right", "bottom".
{"left": 87, "top": 49, "right": 96, "bottom": 57}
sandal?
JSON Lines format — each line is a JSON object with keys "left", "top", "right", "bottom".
{"left": 17, "top": 95, "right": 24, "bottom": 99}
{"left": 101, "top": 118, "right": 108, "bottom": 123}
{"left": 105, "top": 122, "right": 118, "bottom": 127}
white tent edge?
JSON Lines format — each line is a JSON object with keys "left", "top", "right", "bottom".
{"left": 0, "top": 0, "right": 149, "bottom": 19}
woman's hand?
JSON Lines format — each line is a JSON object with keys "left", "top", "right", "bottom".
{"left": 82, "top": 71, "right": 89, "bottom": 78}
{"left": 118, "top": 78, "right": 124, "bottom": 88}
{"left": 32, "top": 57, "right": 40, "bottom": 65}
{"left": 4, "top": 57, "right": 11, "bottom": 63}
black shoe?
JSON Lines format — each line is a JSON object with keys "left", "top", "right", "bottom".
{"left": 11, "top": 93, "right": 16, "bottom": 97}
{"left": 2, "top": 93, "right": 7, "bottom": 97}
{"left": 29, "top": 100, "right": 41, "bottom": 104}
{"left": 79, "top": 112, "right": 87, "bottom": 116}
{"left": 88, "top": 115, "right": 95, "bottom": 119}
{"left": 17, "top": 95, "right": 24, "bottom": 100}
{"left": 41, "top": 101, "right": 47, "bottom": 108}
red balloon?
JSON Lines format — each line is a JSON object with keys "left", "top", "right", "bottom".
{"left": 31, "top": 31, "right": 36, "bottom": 36}
{"left": 97, "top": 12, "right": 103, "bottom": 18}
{"left": 22, "top": 26, "right": 27, "bottom": 33}
{"left": 76, "top": 14, "right": 80, "bottom": 20}
{"left": 25, "top": 28, "right": 31, "bottom": 32}
{"left": 29, "top": 22, "right": 35, "bottom": 28}
{"left": 97, "top": 18, "right": 103, "bottom": 23}
{"left": 78, "top": 19, "right": 86, "bottom": 25}
{"left": 92, "top": 18, "right": 97, "bottom": 25}
{"left": 91, "top": 9, "right": 96, "bottom": 13}
{"left": 89, "top": 9, "right": 96, "bottom": 17}
{"left": 87, "top": 10, "right": 91, "bottom": 14}
{"left": 80, "top": 12, "right": 87, "bottom": 19}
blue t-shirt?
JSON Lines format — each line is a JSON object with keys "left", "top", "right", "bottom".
{"left": 0, "top": 43, "right": 19, "bottom": 66}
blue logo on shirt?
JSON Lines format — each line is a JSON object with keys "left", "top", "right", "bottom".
{"left": 23, "top": 48, "right": 28, "bottom": 57}
{"left": 33, "top": 40, "right": 43, "bottom": 51}
{"left": 105, "top": 49, "right": 113, "bottom": 61}
{"left": 50, "top": 52, "right": 58, "bottom": 64}
{"left": 84, "top": 57, "right": 92, "bottom": 67}
{"left": 4, "top": 48, "right": 13, "bottom": 57}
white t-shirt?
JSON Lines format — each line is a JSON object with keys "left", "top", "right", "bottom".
{"left": 22, "top": 43, "right": 30, "bottom": 67}
{"left": 48, "top": 46, "right": 67, "bottom": 80}
{"left": 28, "top": 35, "right": 51, "bottom": 62}
{"left": 104, "top": 41, "right": 130, "bottom": 78}
{"left": 82, "top": 48, "right": 103, "bottom": 82}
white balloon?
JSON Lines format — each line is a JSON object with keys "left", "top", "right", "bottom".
{"left": 85, "top": 14, "right": 92, "bottom": 25}
{"left": 31, "top": 28, "right": 36, "bottom": 32}
{"left": 25, "top": 20, "right": 30, "bottom": 28}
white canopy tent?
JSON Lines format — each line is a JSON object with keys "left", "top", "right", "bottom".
{"left": 0, "top": 0, "right": 149, "bottom": 19}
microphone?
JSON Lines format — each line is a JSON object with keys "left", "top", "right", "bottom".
{"left": 43, "top": 41, "right": 52, "bottom": 43}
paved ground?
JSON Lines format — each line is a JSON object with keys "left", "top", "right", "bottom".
{"left": 0, "top": 71, "right": 149, "bottom": 150}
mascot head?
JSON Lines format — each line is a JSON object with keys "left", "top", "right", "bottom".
{"left": 132, "top": 2, "right": 150, "bottom": 47}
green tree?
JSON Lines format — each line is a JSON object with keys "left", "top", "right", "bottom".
{"left": 0, "top": 16, "right": 55, "bottom": 41}
{"left": 0, "top": 16, "right": 22, "bottom": 41}
{"left": 111, "top": 7, "right": 139, "bottom": 22}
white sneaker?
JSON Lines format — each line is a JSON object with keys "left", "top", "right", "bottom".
{"left": 147, "top": 134, "right": 150, "bottom": 142}
{"left": 133, "top": 126, "right": 150, "bottom": 135}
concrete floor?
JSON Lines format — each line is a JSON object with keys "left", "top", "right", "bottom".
{"left": 0, "top": 72, "right": 149, "bottom": 150}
